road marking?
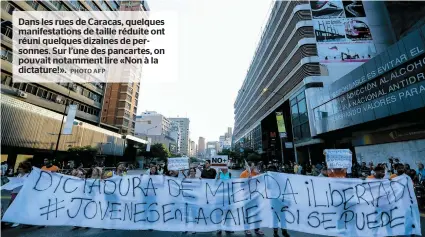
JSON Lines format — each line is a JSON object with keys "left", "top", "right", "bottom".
{"left": 1, "top": 196, "right": 11, "bottom": 200}
{"left": 421, "top": 213, "right": 425, "bottom": 218}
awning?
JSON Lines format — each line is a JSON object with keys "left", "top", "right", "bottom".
{"left": 122, "top": 135, "right": 148, "bottom": 144}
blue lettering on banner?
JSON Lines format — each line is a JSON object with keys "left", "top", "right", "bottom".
{"left": 2, "top": 168, "right": 421, "bottom": 236}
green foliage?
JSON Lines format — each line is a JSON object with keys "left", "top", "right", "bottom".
{"left": 67, "top": 146, "right": 97, "bottom": 164}
{"left": 68, "top": 145, "right": 97, "bottom": 153}
{"left": 218, "top": 149, "right": 240, "bottom": 161}
{"left": 189, "top": 157, "right": 199, "bottom": 163}
{"left": 218, "top": 149, "right": 231, "bottom": 155}
{"left": 246, "top": 152, "right": 261, "bottom": 162}
{"left": 142, "top": 143, "right": 171, "bottom": 163}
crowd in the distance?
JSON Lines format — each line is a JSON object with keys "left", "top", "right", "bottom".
{"left": 275, "top": 157, "right": 425, "bottom": 184}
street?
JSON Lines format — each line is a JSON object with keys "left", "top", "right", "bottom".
{"left": 2, "top": 168, "right": 425, "bottom": 236}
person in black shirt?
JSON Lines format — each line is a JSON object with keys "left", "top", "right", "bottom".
{"left": 201, "top": 160, "right": 217, "bottom": 179}
{"left": 360, "top": 162, "right": 371, "bottom": 177}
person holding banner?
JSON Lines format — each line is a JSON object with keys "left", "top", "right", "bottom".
{"left": 41, "top": 158, "right": 59, "bottom": 172}
{"left": 240, "top": 161, "right": 258, "bottom": 178}
{"left": 266, "top": 165, "right": 290, "bottom": 237}
{"left": 367, "top": 165, "right": 385, "bottom": 179}
{"left": 182, "top": 167, "right": 199, "bottom": 235}
{"left": 145, "top": 162, "right": 157, "bottom": 175}
{"left": 239, "top": 162, "right": 264, "bottom": 236}
{"left": 149, "top": 165, "right": 159, "bottom": 175}
{"left": 8, "top": 161, "right": 32, "bottom": 228}
{"left": 390, "top": 163, "right": 406, "bottom": 179}
{"left": 216, "top": 167, "right": 231, "bottom": 180}
{"left": 201, "top": 160, "right": 216, "bottom": 179}
{"left": 88, "top": 166, "right": 103, "bottom": 179}
{"left": 417, "top": 163, "right": 425, "bottom": 182}
{"left": 115, "top": 163, "right": 127, "bottom": 176}
{"left": 216, "top": 166, "right": 234, "bottom": 235}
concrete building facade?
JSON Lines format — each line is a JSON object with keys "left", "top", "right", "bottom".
{"left": 134, "top": 111, "right": 179, "bottom": 154}
{"left": 101, "top": 1, "right": 149, "bottom": 135}
{"left": 0, "top": 0, "right": 148, "bottom": 169}
{"left": 198, "top": 137, "right": 206, "bottom": 157}
{"left": 233, "top": 1, "right": 424, "bottom": 167}
{"left": 190, "top": 140, "right": 196, "bottom": 157}
{"left": 135, "top": 111, "right": 172, "bottom": 136}
{"left": 169, "top": 118, "right": 190, "bottom": 155}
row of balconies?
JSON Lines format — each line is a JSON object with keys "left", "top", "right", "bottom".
{"left": 234, "top": 8, "right": 313, "bottom": 119}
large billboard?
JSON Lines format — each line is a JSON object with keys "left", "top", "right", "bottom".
{"left": 310, "top": 1, "right": 345, "bottom": 19}
{"left": 312, "top": 29, "right": 425, "bottom": 135}
{"left": 275, "top": 112, "right": 287, "bottom": 138}
{"left": 309, "top": 0, "right": 377, "bottom": 67}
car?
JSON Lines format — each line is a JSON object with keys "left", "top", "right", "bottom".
{"left": 230, "top": 163, "right": 241, "bottom": 170}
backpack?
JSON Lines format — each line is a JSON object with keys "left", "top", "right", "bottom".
{"left": 229, "top": 172, "right": 232, "bottom": 178}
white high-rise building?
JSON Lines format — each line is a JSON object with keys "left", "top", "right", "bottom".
{"left": 227, "top": 127, "right": 233, "bottom": 139}
{"left": 135, "top": 111, "right": 171, "bottom": 136}
{"left": 169, "top": 117, "right": 190, "bottom": 156}
{"left": 219, "top": 136, "right": 225, "bottom": 152}
{"left": 198, "top": 137, "right": 206, "bottom": 158}
{"left": 190, "top": 140, "right": 196, "bottom": 157}
{"left": 169, "top": 121, "right": 181, "bottom": 154}
{"left": 135, "top": 111, "right": 180, "bottom": 154}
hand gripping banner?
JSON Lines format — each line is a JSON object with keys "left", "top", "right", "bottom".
{"left": 2, "top": 168, "right": 421, "bottom": 236}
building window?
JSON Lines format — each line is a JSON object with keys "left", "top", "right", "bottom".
{"left": 108, "top": 1, "right": 119, "bottom": 10}
{"left": 1, "top": 2, "right": 17, "bottom": 15}
{"left": 290, "top": 91, "right": 310, "bottom": 142}
{"left": 101, "top": 1, "right": 112, "bottom": 11}
{"left": 86, "top": 1, "right": 102, "bottom": 11}
{"left": 36, "top": 88, "right": 45, "bottom": 97}
{"left": 1, "top": 24, "right": 13, "bottom": 39}
{"left": 25, "top": 84, "right": 37, "bottom": 95}
{"left": 1, "top": 47, "right": 13, "bottom": 62}
{"left": 1, "top": 73, "right": 12, "bottom": 86}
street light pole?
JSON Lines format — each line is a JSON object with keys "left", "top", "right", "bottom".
{"left": 280, "top": 137, "right": 285, "bottom": 165}
{"left": 261, "top": 88, "right": 285, "bottom": 97}
{"left": 145, "top": 125, "right": 158, "bottom": 140}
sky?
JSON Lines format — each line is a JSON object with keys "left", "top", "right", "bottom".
{"left": 138, "top": 0, "right": 273, "bottom": 143}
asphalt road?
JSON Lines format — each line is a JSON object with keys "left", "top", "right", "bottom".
{"left": 2, "top": 169, "right": 425, "bottom": 236}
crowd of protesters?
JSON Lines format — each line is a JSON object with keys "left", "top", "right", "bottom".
{"left": 1, "top": 156, "right": 424, "bottom": 236}
{"left": 273, "top": 158, "right": 425, "bottom": 184}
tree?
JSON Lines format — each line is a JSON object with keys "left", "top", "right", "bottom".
{"left": 67, "top": 146, "right": 97, "bottom": 166}
{"left": 142, "top": 143, "right": 171, "bottom": 164}
{"left": 218, "top": 149, "right": 231, "bottom": 155}
{"left": 246, "top": 152, "right": 261, "bottom": 162}
{"left": 189, "top": 157, "right": 199, "bottom": 163}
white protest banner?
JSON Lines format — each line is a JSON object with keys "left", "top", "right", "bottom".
{"left": 167, "top": 157, "right": 189, "bottom": 171}
{"left": 211, "top": 155, "right": 229, "bottom": 169}
{"left": 324, "top": 149, "right": 352, "bottom": 169}
{"left": 0, "top": 177, "right": 26, "bottom": 190}
{"left": 3, "top": 168, "right": 421, "bottom": 236}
